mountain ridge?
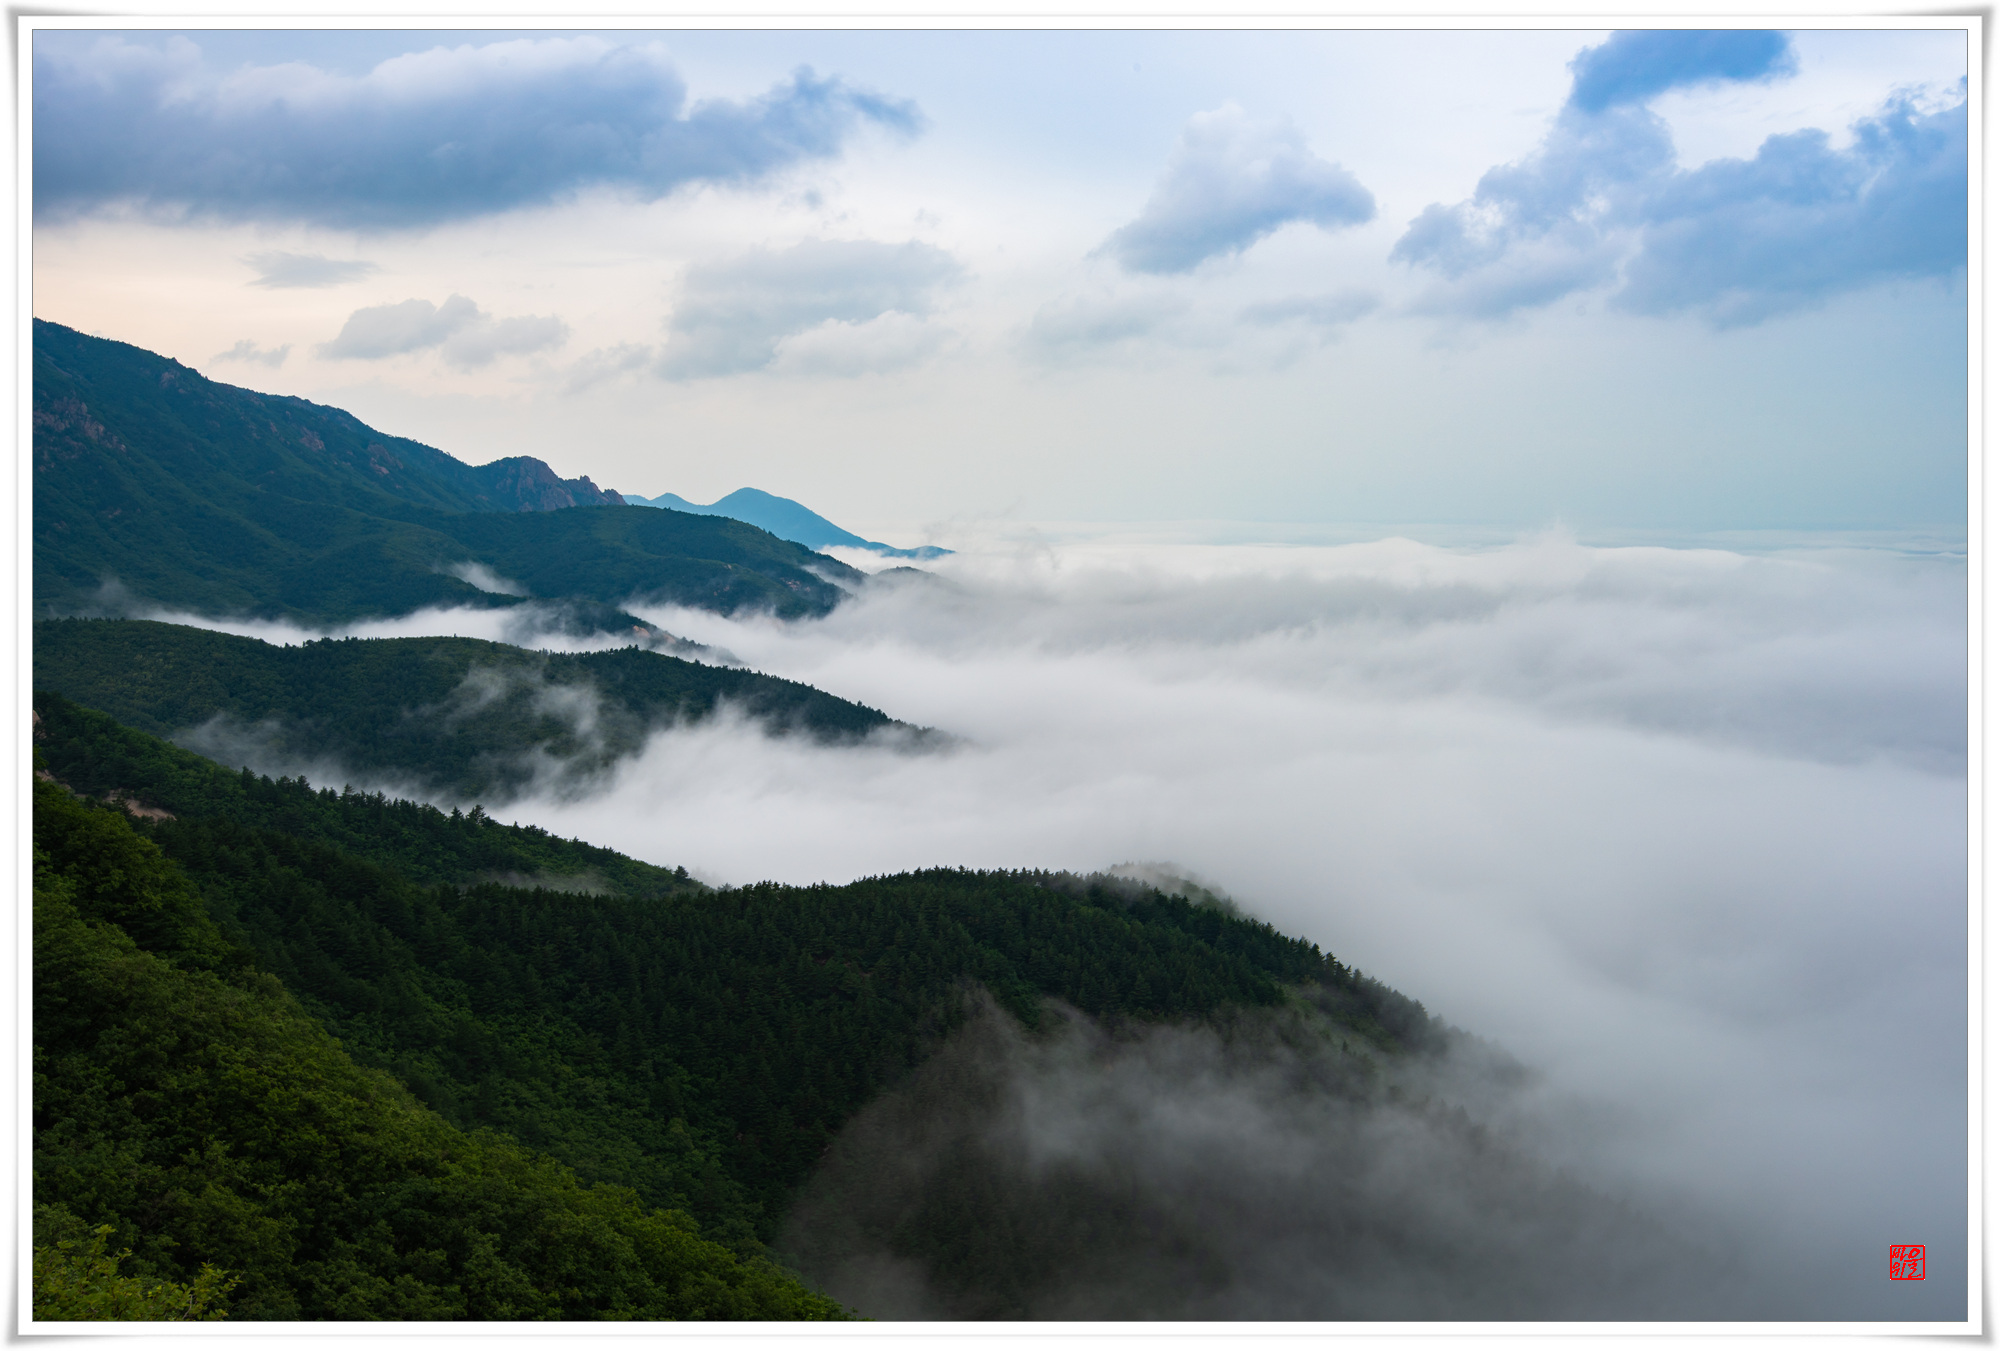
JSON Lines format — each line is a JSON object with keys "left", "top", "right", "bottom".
{"left": 33, "top": 319, "right": 860, "bottom": 628}
{"left": 625, "top": 487, "right": 951, "bottom": 560}
{"left": 34, "top": 618, "right": 917, "bottom": 803}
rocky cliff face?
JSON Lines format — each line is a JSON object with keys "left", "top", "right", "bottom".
{"left": 467, "top": 456, "right": 623, "bottom": 511}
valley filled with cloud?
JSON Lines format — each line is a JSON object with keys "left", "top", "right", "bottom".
{"left": 132, "top": 528, "right": 1968, "bottom": 1320}
{"left": 28, "top": 19, "right": 1971, "bottom": 1330}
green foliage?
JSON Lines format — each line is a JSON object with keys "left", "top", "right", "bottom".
{"left": 33, "top": 1221, "right": 239, "bottom": 1321}
{"left": 33, "top": 778, "right": 849, "bottom": 1321}
{"left": 33, "top": 318, "right": 856, "bottom": 625}
{"left": 35, "top": 700, "right": 1445, "bottom": 1319}
{"left": 37, "top": 620, "right": 908, "bottom": 800}
{"left": 35, "top": 690, "right": 690, "bottom": 894}
{"left": 39, "top": 698, "right": 1442, "bottom": 1245}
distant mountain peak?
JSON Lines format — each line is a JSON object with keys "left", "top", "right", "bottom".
{"left": 623, "top": 487, "right": 951, "bottom": 559}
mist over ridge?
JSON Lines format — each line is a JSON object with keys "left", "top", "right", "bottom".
{"left": 92, "top": 524, "right": 1966, "bottom": 1319}
{"left": 619, "top": 527, "right": 1965, "bottom": 1321}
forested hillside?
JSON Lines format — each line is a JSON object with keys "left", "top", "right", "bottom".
{"left": 35, "top": 692, "right": 691, "bottom": 893}
{"left": 33, "top": 771, "right": 849, "bottom": 1320}
{"left": 34, "top": 696, "right": 1447, "bottom": 1319}
{"left": 32, "top": 319, "right": 859, "bottom": 625}
{"left": 37, "top": 620, "right": 912, "bottom": 801}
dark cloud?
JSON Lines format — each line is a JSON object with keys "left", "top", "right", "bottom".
{"left": 1392, "top": 33, "right": 1965, "bottom": 325}
{"left": 33, "top": 34, "right": 921, "bottom": 228}
{"left": 319, "top": 294, "right": 568, "bottom": 368}
{"left": 244, "top": 251, "right": 381, "bottom": 288}
{"left": 1103, "top": 105, "right": 1374, "bottom": 275}
{"left": 1566, "top": 29, "right": 1797, "bottom": 114}
{"left": 656, "top": 239, "right": 962, "bottom": 379}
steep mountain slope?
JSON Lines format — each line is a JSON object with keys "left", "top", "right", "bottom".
{"left": 38, "top": 696, "right": 1727, "bottom": 1320}
{"left": 35, "top": 690, "right": 694, "bottom": 895}
{"left": 35, "top": 698, "right": 1441, "bottom": 1267}
{"left": 33, "top": 769, "right": 849, "bottom": 1321}
{"left": 33, "top": 319, "right": 859, "bottom": 624}
{"left": 36, "top": 619, "right": 910, "bottom": 801}
{"left": 626, "top": 487, "right": 950, "bottom": 560}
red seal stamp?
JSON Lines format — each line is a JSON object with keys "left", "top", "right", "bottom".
{"left": 1890, "top": 1245, "right": 1925, "bottom": 1280}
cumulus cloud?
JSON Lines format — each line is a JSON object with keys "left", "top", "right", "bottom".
{"left": 318, "top": 294, "right": 568, "bottom": 368}
{"left": 656, "top": 239, "right": 962, "bottom": 379}
{"left": 1393, "top": 30, "right": 1966, "bottom": 325}
{"left": 210, "top": 338, "right": 290, "bottom": 368}
{"left": 33, "top": 34, "right": 922, "bottom": 228}
{"left": 1566, "top": 29, "right": 1797, "bottom": 114}
{"left": 244, "top": 251, "right": 380, "bottom": 288}
{"left": 1103, "top": 104, "right": 1375, "bottom": 274}
{"left": 1614, "top": 94, "right": 1970, "bottom": 325}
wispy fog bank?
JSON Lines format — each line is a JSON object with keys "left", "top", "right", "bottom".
{"left": 127, "top": 598, "right": 724, "bottom": 660}
{"left": 782, "top": 992, "right": 1770, "bottom": 1319}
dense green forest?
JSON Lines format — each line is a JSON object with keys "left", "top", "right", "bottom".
{"left": 34, "top": 696, "right": 1445, "bottom": 1320}
{"left": 36, "top": 691, "right": 690, "bottom": 894}
{"left": 33, "top": 319, "right": 858, "bottom": 626}
{"left": 33, "top": 770, "right": 849, "bottom": 1320}
{"left": 37, "top": 620, "right": 913, "bottom": 801}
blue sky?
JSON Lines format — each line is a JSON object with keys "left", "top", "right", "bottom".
{"left": 29, "top": 24, "right": 1970, "bottom": 538}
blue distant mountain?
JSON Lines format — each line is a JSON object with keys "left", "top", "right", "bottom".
{"left": 623, "top": 487, "right": 952, "bottom": 560}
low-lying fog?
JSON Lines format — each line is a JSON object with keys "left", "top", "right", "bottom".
{"left": 142, "top": 527, "right": 1968, "bottom": 1321}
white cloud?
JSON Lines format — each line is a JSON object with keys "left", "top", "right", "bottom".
{"left": 210, "top": 338, "right": 290, "bottom": 368}
{"left": 130, "top": 529, "right": 1968, "bottom": 1318}
{"left": 1103, "top": 104, "right": 1375, "bottom": 275}
{"left": 1239, "top": 289, "right": 1379, "bottom": 331}
{"left": 318, "top": 294, "right": 568, "bottom": 368}
{"left": 769, "top": 311, "right": 952, "bottom": 378}
{"left": 244, "top": 251, "right": 379, "bottom": 288}
{"left": 1022, "top": 292, "right": 1191, "bottom": 361}
{"left": 657, "top": 239, "right": 963, "bottom": 379}
{"left": 444, "top": 561, "right": 529, "bottom": 596}
{"left": 579, "top": 533, "right": 1952, "bottom": 1321}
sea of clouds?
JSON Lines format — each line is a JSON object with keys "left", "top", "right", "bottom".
{"left": 139, "top": 527, "right": 1968, "bottom": 1321}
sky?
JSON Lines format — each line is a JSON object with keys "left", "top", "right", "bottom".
{"left": 27, "top": 22, "right": 1971, "bottom": 542}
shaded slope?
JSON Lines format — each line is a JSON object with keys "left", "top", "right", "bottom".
{"left": 34, "top": 691, "right": 691, "bottom": 895}
{"left": 33, "top": 319, "right": 859, "bottom": 624}
{"left": 35, "top": 622, "right": 910, "bottom": 802}
{"left": 36, "top": 700, "right": 1439, "bottom": 1257}
{"left": 33, "top": 772, "right": 849, "bottom": 1321}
